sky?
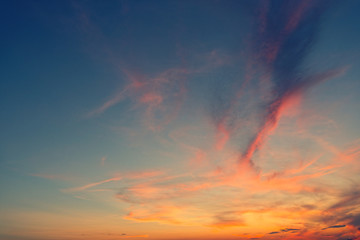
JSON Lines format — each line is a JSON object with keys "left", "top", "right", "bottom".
{"left": 1, "top": 0, "right": 360, "bottom": 239}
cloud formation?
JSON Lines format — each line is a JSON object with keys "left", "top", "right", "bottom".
{"left": 237, "top": 0, "right": 348, "bottom": 171}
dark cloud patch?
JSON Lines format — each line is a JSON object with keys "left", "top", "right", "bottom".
{"left": 281, "top": 228, "right": 301, "bottom": 232}
{"left": 321, "top": 187, "right": 360, "bottom": 229}
{"left": 302, "top": 204, "right": 317, "bottom": 210}
{"left": 268, "top": 228, "right": 301, "bottom": 235}
{"left": 328, "top": 189, "right": 360, "bottom": 211}
{"left": 322, "top": 225, "right": 346, "bottom": 230}
{"left": 209, "top": 211, "right": 245, "bottom": 228}
{"left": 349, "top": 215, "right": 360, "bottom": 227}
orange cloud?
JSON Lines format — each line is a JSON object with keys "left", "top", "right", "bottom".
{"left": 215, "top": 122, "right": 230, "bottom": 151}
{"left": 123, "top": 205, "right": 184, "bottom": 225}
{"left": 209, "top": 220, "right": 245, "bottom": 229}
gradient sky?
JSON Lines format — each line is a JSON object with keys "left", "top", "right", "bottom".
{"left": 1, "top": 1, "right": 360, "bottom": 240}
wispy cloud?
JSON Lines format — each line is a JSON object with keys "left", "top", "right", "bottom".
{"left": 123, "top": 205, "right": 185, "bottom": 225}
{"left": 64, "top": 176, "right": 122, "bottom": 192}
{"left": 237, "top": 0, "right": 348, "bottom": 171}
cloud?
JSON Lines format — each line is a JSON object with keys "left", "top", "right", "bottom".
{"left": 350, "top": 215, "right": 360, "bottom": 227}
{"left": 203, "top": 0, "right": 349, "bottom": 176}
{"left": 55, "top": 2, "right": 357, "bottom": 237}
{"left": 281, "top": 228, "right": 301, "bottom": 232}
{"left": 209, "top": 211, "right": 246, "bottom": 228}
{"left": 237, "top": 0, "right": 347, "bottom": 170}
{"left": 87, "top": 87, "right": 128, "bottom": 117}
{"left": 322, "top": 225, "right": 346, "bottom": 230}
{"left": 123, "top": 205, "right": 184, "bottom": 225}
{"left": 116, "top": 178, "right": 213, "bottom": 204}
{"left": 328, "top": 189, "right": 360, "bottom": 211}
{"left": 88, "top": 49, "right": 230, "bottom": 131}
{"left": 63, "top": 176, "right": 122, "bottom": 192}
{"left": 63, "top": 170, "right": 165, "bottom": 193}
{"left": 87, "top": 67, "right": 188, "bottom": 132}
{"left": 268, "top": 228, "right": 301, "bottom": 235}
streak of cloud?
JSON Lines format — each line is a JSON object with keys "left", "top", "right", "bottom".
{"left": 281, "top": 228, "right": 301, "bottom": 232}
{"left": 64, "top": 170, "right": 165, "bottom": 193}
{"left": 322, "top": 225, "right": 346, "bottom": 230}
{"left": 63, "top": 176, "right": 122, "bottom": 192}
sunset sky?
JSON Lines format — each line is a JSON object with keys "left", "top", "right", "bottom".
{"left": 1, "top": 0, "right": 360, "bottom": 240}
